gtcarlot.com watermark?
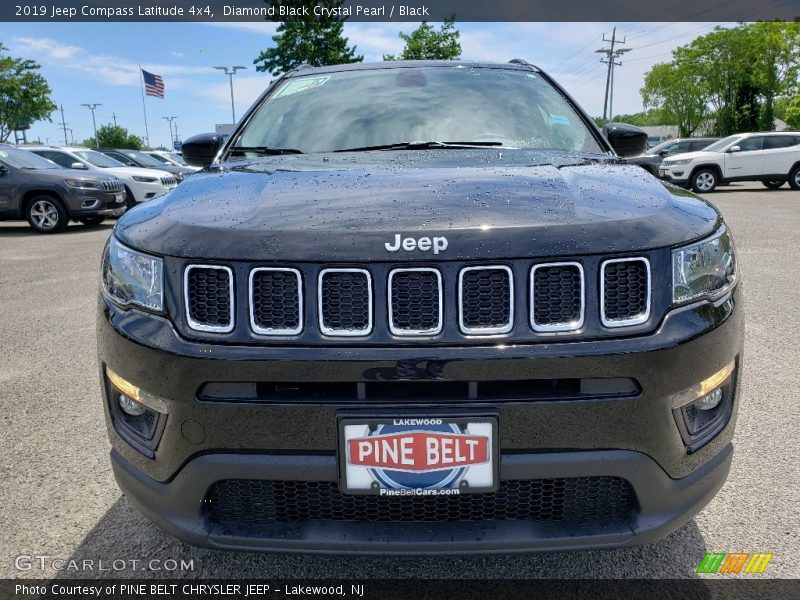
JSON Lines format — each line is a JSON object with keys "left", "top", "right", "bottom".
{"left": 14, "top": 555, "right": 195, "bottom": 573}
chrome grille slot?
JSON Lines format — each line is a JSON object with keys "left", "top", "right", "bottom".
{"left": 249, "top": 268, "right": 303, "bottom": 336}
{"left": 530, "top": 262, "right": 584, "bottom": 332}
{"left": 318, "top": 269, "right": 372, "bottom": 336}
{"left": 388, "top": 268, "right": 442, "bottom": 336}
{"left": 458, "top": 265, "right": 513, "bottom": 335}
{"left": 184, "top": 265, "right": 234, "bottom": 333}
{"left": 601, "top": 258, "right": 650, "bottom": 327}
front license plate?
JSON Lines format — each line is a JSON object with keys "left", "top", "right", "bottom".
{"left": 338, "top": 416, "right": 498, "bottom": 495}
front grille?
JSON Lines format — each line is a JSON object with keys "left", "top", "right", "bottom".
{"left": 206, "top": 477, "right": 634, "bottom": 524}
{"left": 160, "top": 175, "right": 177, "bottom": 186}
{"left": 250, "top": 268, "right": 303, "bottom": 335}
{"left": 318, "top": 269, "right": 372, "bottom": 336}
{"left": 531, "top": 262, "right": 584, "bottom": 331}
{"left": 184, "top": 265, "right": 234, "bottom": 332}
{"left": 459, "top": 266, "right": 513, "bottom": 334}
{"left": 101, "top": 179, "right": 124, "bottom": 192}
{"left": 601, "top": 258, "right": 650, "bottom": 327}
{"left": 388, "top": 268, "right": 442, "bottom": 335}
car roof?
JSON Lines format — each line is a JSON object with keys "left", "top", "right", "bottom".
{"left": 284, "top": 60, "right": 539, "bottom": 78}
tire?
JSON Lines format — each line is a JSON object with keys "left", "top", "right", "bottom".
{"left": 78, "top": 216, "right": 107, "bottom": 226}
{"left": 789, "top": 166, "right": 800, "bottom": 191}
{"left": 762, "top": 180, "right": 785, "bottom": 190}
{"left": 691, "top": 169, "right": 718, "bottom": 193}
{"left": 25, "top": 195, "right": 69, "bottom": 233}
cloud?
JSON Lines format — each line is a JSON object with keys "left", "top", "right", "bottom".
{"left": 9, "top": 36, "right": 213, "bottom": 88}
{"left": 170, "top": 51, "right": 184, "bottom": 58}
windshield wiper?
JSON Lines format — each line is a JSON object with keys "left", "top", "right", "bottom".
{"left": 334, "top": 141, "right": 503, "bottom": 152}
{"left": 229, "top": 146, "right": 304, "bottom": 155}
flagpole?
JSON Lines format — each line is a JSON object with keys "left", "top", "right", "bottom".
{"left": 139, "top": 65, "right": 151, "bottom": 148}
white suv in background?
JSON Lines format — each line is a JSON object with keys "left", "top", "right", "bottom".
{"left": 659, "top": 132, "right": 800, "bottom": 192}
{"left": 23, "top": 146, "right": 178, "bottom": 207}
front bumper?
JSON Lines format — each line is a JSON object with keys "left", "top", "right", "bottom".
{"left": 98, "top": 287, "right": 742, "bottom": 553}
{"left": 659, "top": 168, "right": 690, "bottom": 184}
{"left": 66, "top": 190, "right": 126, "bottom": 217}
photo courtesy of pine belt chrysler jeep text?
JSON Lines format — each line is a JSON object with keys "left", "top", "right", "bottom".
{"left": 97, "top": 60, "right": 742, "bottom": 554}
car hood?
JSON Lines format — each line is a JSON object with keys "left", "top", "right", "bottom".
{"left": 100, "top": 166, "right": 174, "bottom": 180}
{"left": 116, "top": 150, "right": 721, "bottom": 261}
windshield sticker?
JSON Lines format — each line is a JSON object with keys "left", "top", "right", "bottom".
{"left": 273, "top": 76, "right": 331, "bottom": 98}
{"left": 549, "top": 114, "right": 571, "bottom": 125}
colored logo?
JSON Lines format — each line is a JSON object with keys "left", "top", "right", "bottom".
{"left": 696, "top": 552, "right": 774, "bottom": 574}
{"left": 348, "top": 423, "right": 488, "bottom": 490}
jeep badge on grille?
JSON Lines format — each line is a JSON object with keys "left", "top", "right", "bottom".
{"left": 385, "top": 234, "right": 448, "bottom": 254}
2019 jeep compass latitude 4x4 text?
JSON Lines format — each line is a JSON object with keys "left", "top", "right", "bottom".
{"left": 98, "top": 61, "right": 742, "bottom": 554}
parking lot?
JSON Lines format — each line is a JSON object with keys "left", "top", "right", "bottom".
{"left": 1, "top": 182, "right": 798, "bottom": 579}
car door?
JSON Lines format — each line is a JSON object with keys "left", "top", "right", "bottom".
{"left": 0, "top": 159, "right": 15, "bottom": 215}
{"left": 723, "top": 136, "right": 764, "bottom": 178}
{"left": 761, "top": 135, "right": 800, "bottom": 177}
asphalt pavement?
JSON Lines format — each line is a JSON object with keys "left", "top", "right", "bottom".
{"left": 1, "top": 182, "right": 798, "bottom": 579}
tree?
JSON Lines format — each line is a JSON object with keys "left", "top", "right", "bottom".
{"left": 780, "top": 95, "right": 800, "bottom": 129}
{"left": 0, "top": 43, "right": 56, "bottom": 143}
{"left": 384, "top": 19, "right": 462, "bottom": 61}
{"left": 641, "top": 55, "right": 711, "bottom": 137}
{"left": 83, "top": 124, "right": 143, "bottom": 150}
{"left": 254, "top": 1, "right": 362, "bottom": 75}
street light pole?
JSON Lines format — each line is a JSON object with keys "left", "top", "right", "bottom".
{"left": 81, "top": 103, "right": 102, "bottom": 148}
{"left": 162, "top": 116, "right": 177, "bottom": 148}
{"left": 214, "top": 66, "right": 247, "bottom": 123}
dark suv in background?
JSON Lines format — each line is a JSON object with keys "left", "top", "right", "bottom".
{"left": 98, "top": 61, "right": 742, "bottom": 554}
{"left": 0, "top": 145, "right": 125, "bottom": 232}
{"left": 628, "top": 137, "right": 719, "bottom": 176}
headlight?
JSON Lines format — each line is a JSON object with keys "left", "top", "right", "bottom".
{"left": 132, "top": 175, "right": 158, "bottom": 183}
{"left": 666, "top": 158, "right": 692, "bottom": 166}
{"left": 65, "top": 178, "right": 100, "bottom": 189}
{"left": 101, "top": 237, "right": 163, "bottom": 311}
{"left": 672, "top": 227, "right": 736, "bottom": 305}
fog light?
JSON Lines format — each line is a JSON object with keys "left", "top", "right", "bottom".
{"left": 106, "top": 367, "right": 168, "bottom": 414}
{"left": 695, "top": 387, "right": 723, "bottom": 411}
{"left": 118, "top": 393, "right": 146, "bottom": 416}
{"left": 671, "top": 360, "right": 735, "bottom": 409}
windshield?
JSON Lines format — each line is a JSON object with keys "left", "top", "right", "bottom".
{"left": 166, "top": 153, "right": 187, "bottom": 165}
{"left": 123, "top": 150, "right": 165, "bottom": 167}
{"left": 236, "top": 67, "right": 603, "bottom": 155}
{"left": 0, "top": 146, "right": 62, "bottom": 170}
{"left": 75, "top": 150, "right": 125, "bottom": 168}
{"left": 702, "top": 135, "right": 742, "bottom": 152}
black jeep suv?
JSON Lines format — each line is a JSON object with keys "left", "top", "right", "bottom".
{"left": 98, "top": 61, "right": 742, "bottom": 554}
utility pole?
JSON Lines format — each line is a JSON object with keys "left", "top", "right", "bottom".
{"left": 596, "top": 28, "right": 631, "bottom": 123}
{"left": 162, "top": 116, "right": 177, "bottom": 148}
{"left": 214, "top": 66, "right": 247, "bottom": 123}
{"left": 81, "top": 103, "right": 102, "bottom": 148}
{"left": 66, "top": 128, "right": 75, "bottom": 145}
{"left": 59, "top": 105, "right": 69, "bottom": 146}
{"left": 112, "top": 112, "right": 118, "bottom": 127}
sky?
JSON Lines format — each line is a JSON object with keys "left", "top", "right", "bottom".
{"left": 0, "top": 21, "right": 734, "bottom": 148}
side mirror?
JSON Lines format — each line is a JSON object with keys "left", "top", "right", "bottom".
{"left": 728, "top": 145, "right": 741, "bottom": 153}
{"left": 658, "top": 150, "right": 669, "bottom": 157}
{"left": 181, "top": 133, "right": 224, "bottom": 167}
{"left": 70, "top": 162, "right": 87, "bottom": 170}
{"left": 602, "top": 122, "right": 648, "bottom": 158}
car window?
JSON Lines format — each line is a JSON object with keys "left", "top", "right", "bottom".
{"left": 0, "top": 146, "right": 62, "bottom": 169}
{"left": 147, "top": 153, "right": 170, "bottom": 164}
{"left": 703, "top": 135, "right": 743, "bottom": 152}
{"left": 690, "top": 140, "right": 712, "bottom": 151}
{"left": 763, "top": 136, "right": 799, "bottom": 150}
{"left": 105, "top": 151, "right": 136, "bottom": 166}
{"left": 736, "top": 137, "right": 763, "bottom": 152}
{"left": 37, "top": 151, "right": 75, "bottom": 168}
{"left": 74, "top": 150, "right": 126, "bottom": 168}
{"left": 123, "top": 150, "right": 165, "bottom": 168}
{"left": 664, "top": 141, "right": 692, "bottom": 155}
{"left": 237, "top": 67, "right": 604, "bottom": 154}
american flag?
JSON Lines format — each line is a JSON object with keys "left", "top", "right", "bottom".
{"left": 142, "top": 69, "right": 164, "bottom": 99}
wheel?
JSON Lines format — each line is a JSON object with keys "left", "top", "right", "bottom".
{"left": 26, "top": 196, "right": 68, "bottom": 233}
{"left": 691, "top": 169, "right": 718, "bottom": 193}
{"left": 78, "top": 216, "right": 107, "bottom": 226}
{"left": 762, "top": 179, "right": 785, "bottom": 189}
{"left": 789, "top": 166, "right": 800, "bottom": 190}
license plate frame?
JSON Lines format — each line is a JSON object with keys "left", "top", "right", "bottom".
{"left": 337, "top": 413, "right": 499, "bottom": 496}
